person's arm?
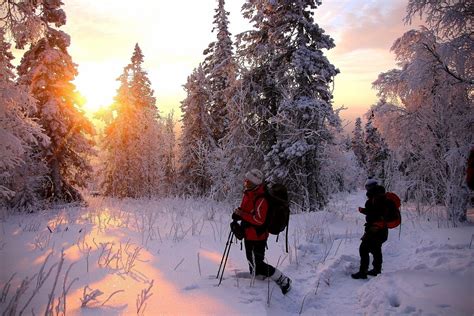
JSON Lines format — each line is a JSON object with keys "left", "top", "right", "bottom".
{"left": 239, "top": 197, "right": 268, "bottom": 226}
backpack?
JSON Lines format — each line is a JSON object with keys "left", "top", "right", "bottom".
{"left": 384, "top": 192, "right": 402, "bottom": 229}
{"left": 263, "top": 183, "right": 290, "bottom": 235}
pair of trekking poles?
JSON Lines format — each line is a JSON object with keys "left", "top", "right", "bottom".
{"left": 216, "top": 228, "right": 236, "bottom": 286}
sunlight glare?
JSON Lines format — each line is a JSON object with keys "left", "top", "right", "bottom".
{"left": 74, "top": 62, "right": 120, "bottom": 114}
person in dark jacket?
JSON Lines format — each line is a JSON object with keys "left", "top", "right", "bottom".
{"left": 467, "top": 147, "right": 474, "bottom": 191}
{"left": 232, "top": 169, "right": 292, "bottom": 294}
{"left": 352, "top": 178, "right": 393, "bottom": 279}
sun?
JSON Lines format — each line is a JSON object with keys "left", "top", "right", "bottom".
{"left": 74, "top": 63, "right": 120, "bottom": 114}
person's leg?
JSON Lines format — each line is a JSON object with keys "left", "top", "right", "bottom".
{"left": 368, "top": 229, "right": 387, "bottom": 276}
{"left": 245, "top": 239, "right": 292, "bottom": 294}
{"left": 359, "top": 238, "right": 371, "bottom": 271}
{"left": 352, "top": 239, "right": 370, "bottom": 279}
{"left": 368, "top": 242, "right": 383, "bottom": 275}
{"left": 244, "top": 239, "right": 257, "bottom": 274}
{"left": 252, "top": 240, "right": 275, "bottom": 277}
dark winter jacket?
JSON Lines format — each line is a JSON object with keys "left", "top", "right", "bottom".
{"left": 238, "top": 184, "right": 269, "bottom": 241}
{"left": 359, "top": 185, "right": 390, "bottom": 243}
{"left": 467, "top": 147, "right": 474, "bottom": 191}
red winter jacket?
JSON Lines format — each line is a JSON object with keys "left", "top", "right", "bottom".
{"left": 238, "top": 184, "right": 269, "bottom": 241}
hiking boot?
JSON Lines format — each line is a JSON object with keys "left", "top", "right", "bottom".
{"left": 271, "top": 269, "right": 292, "bottom": 295}
{"left": 351, "top": 271, "right": 367, "bottom": 279}
{"left": 367, "top": 269, "right": 381, "bottom": 276}
{"left": 277, "top": 275, "right": 292, "bottom": 295}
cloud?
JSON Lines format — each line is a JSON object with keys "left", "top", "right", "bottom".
{"left": 327, "top": 0, "right": 423, "bottom": 55}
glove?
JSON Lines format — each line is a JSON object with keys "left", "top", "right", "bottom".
{"left": 232, "top": 208, "right": 243, "bottom": 220}
{"left": 230, "top": 221, "right": 244, "bottom": 240}
{"left": 232, "top": 212, "right": 242, "bottom": 221}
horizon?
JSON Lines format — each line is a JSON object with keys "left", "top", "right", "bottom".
{"left": 12, "top": 0, "right": 421, "bottom": 128}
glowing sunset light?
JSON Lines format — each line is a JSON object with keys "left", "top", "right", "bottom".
{"left": 58, "top": 0, "right": 420, "bottom": 129}
{"left": 73, "top": 62, "right": 121, "bottom": 114}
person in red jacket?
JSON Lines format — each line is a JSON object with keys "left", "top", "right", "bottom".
{"left": 232, "top": 169, "right": 292, "bottom": 294}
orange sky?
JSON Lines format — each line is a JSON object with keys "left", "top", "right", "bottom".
{"left": 59, "top": 0, "right": 421, "bottom": 128}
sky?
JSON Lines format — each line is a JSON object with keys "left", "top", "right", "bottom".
{"left": 61, "top": 0, "right": 422, "bottom": 127}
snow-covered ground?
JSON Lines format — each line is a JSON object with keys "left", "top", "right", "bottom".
{"left": 1, "top": 191, "right": 473, "bottom": 315}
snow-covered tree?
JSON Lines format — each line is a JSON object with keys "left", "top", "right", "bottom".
{"left": 202, "top": 0, "right": 237, "bottom": 144}
{"left": 178, "top": 65, "right": 215, "bottom": 196}
{"left": 163, "top": 112, "right": 177, "bottom": 196}
{"left": 371, "top": 0, "right": 473, "bottom": 221}
{"left": 364, "top": 111, "right": 389, "bottom": 182}
{"left": 209, "top": 80, "right": 262, "bottom": 201}
{"left": 0, "top": 0, "right": 54, "bottom": 49}
{"left": 351, "top": 117, "right": 367, "bottom": 168}
{"left": 236, "top": 0, "right": 339, "bottom": 211}
{"left": 16, "top": 2, "right": 95, "bottom": 203}
{"left": 320, "top": 140, "right": 362, "bottom": 195}
{"left": 178, "top": 0, "right": 237, "bottom": 198}
{"left": 0, "top": 29, "right": 48, "bottom": 207}
{"left": 100, "top": 45, "right": 164, "bottom": 198}
{"left": 404, "top": 0, "right": 472, "bottom": 85}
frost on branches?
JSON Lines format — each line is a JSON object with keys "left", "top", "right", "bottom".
{"left": 351, "top": 117, "right": 367, "bottom": 169}
{"left": 14, "top": 1, "right": 95, "bottom": 203}
{"left": 178, "top": 0, "right": 238, "bottom": 199}
{"left": 0, "top": 29, "right": 48, "bottom": 208}
{"left": 371, "top": 0, "right": 473, "bottom": 222}
{"left": 202, "top": 0, "right": 237, "bottom": 144}
{"left": 100, "top": 44, "right": 166, "bottom": 198}
{"left": 0, "top": 0, "right": 64, "bottom": 49}
{"left": 236, "top": 0, "right": 340, "bottom": 211}
{"left": 364, "top": 112, "right": 389, "bottom": 183}
{"left": 179, "top": 65, "right": 215, "bottom": 196}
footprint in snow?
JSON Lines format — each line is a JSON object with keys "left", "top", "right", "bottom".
{"left": 402, "top": 305, "right": 416, "bottom": 313}
{"left": 424, "top": 282, "right": 438, "bottom": 287}
{"left": 388, "top": 293, "right": 401, "bottom": 308}
{"left": 434, "top": 256, "right": 449, "bottom": 266}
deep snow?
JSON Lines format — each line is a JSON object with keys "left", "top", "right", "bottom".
{"left": 0, "top": 191, "right": 473, "bottom": 315}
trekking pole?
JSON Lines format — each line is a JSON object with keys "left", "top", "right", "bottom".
{"left": 217, "top": 230, "right": 234, "bottom": 286}
{"left": 216, "top": 229, "right": 233, "bottom": 282}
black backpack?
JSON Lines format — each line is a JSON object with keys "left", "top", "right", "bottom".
{"left": 255, "top": 183, "right": 290, "bottom": 251}
{"left": 264, "top": 183, "right": 290, "bottom": 235}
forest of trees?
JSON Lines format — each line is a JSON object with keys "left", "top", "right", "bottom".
{"left": 1, "top": 0, "right": 472, "bottom": 220}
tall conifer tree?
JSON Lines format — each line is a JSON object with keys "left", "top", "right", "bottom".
{"left": 237, "top": 0, "right": 339, "bottom": 210}
{"left": 364, "top": 112, "right": 389, "bottom": 181}
{"left": 202, "top": 0, "right": 237, "bottom": 144}
{"left": 352, "top": 117, "right": 367, "bottom": 168}
{"left": 0, "top": 29, "right": 48, "bottom": 207}
{"left": 101, "top": 45, "right": 164, "bottom": 198}
{"left": 17, "top": 2, "right": 95, "bottom": 202}
{"left": 179, "top": 65, "right": 214, "bottom": 196}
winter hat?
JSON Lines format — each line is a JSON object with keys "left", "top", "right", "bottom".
{"left": 364, "top": 177, "right": 379, "bottom": 191}
{"left": 245, "top": 169, "right": 264, "bottom": 186}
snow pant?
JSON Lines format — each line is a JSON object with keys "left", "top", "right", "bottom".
{"left": 244, "top": 239, "right": 275, "bottom": 277}
{"left": 359, "top": 228, "right": 388, "bottom": 272}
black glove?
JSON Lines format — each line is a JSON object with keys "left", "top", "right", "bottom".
{"left": 230, "top": 221, "right": 244, "bottom": 240}
{"left": 232, "top": 213, "right": 242, "bottom": 221}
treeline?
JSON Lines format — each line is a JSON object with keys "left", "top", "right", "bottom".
{"left": 350, "top": 1, "right": 472, "bottom": 222}
{"left": 1, "top": 1, "right": 471, "bottom": 220}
